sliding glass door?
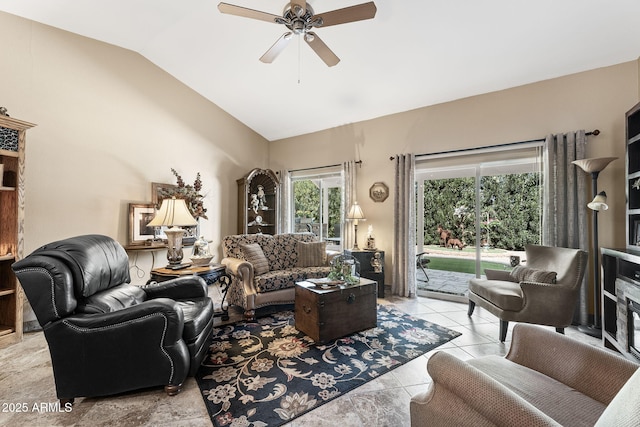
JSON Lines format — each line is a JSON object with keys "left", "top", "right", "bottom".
{"left": 478, "top": 160, "right": 542, "bottom": 279}
{"left": 416, "top": 147, "right": 542, "bottom": 299}
{"left": 416, "top": 166, "right": 478, "bottom": 298}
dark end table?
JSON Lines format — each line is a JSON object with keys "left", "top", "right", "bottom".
{"left": 149, "top": 264, "right": 231, "bottom": 320}
{"left": 344, "top": 249, "right": 385, "bottom": 298}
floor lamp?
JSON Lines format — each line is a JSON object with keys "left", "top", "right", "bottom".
{"left": 572, "top": 157, "right": 617, "bottom": 338}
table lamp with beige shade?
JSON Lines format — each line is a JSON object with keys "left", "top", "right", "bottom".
{"left": 347, "top": 201, "right": 366, "bottom": 250}
{"left": 148, "top": 197, "right": 198, "bottom": 267}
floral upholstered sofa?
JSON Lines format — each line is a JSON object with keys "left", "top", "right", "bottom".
{"left": 221, "top": 233, "right": 336, "bottom": 320}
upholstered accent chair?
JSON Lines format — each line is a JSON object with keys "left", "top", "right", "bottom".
{"left": 12, "top": 234, "right": 214, "bottom": 403}
{"left": 468, "top": 244, "right": 588, "bottom": 341}
{"left": 410, "top": 324, "right": 640, "bottom": 427}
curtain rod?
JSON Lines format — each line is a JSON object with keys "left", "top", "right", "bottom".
{"left": 286, "top": 160, "right": 362, "bottom": 173}
{"left": 389, "top": 129, "right": 600, "bottom": 161}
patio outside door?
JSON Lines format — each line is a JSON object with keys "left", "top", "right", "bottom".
{"left": 416, "top": 152, "right": 542, "bottom": 300}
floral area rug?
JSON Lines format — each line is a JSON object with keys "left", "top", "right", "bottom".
{"left": 195, "top": 304, "right": 461, "bottom": 427}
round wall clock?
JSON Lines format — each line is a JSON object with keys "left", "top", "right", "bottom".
{"left": 369, "top": 182, "right": 389, "bottom": 203}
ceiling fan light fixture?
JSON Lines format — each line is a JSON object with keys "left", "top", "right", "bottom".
{"left": 218, "top": 1, "right": 377, "bottom": 66}
{"left": 292, "top": 20, "right": 305, "bottom": 34}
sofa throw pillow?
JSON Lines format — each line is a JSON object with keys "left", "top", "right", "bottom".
{"left": 241, "top": 243, "right": 269, "bottom": 275}
{"left": 296, "top": 241, "right": 327, "bottom": 267}
{"left": 509, "top": 265, "right": 557, "bottom": 284}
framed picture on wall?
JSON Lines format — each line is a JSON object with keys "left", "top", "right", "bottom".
{"left": 128, "top": 203, "right": 158, "bottom": 245}
{"left": 369, "top": 181, "right": 389, "bottom": 203}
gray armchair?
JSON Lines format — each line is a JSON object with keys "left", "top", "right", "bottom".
{"left": 468, "top": 244, "right": 588, "bottom": 341}
{"left": 410, "top": 324, "right": 640, "bottom": 427}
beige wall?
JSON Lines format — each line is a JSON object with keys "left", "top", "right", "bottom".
{"left": 270, "top": 61, "right": 640, "bottom": 278}
{"left": 0, "top": 11, "right": 268, "bottom": 294}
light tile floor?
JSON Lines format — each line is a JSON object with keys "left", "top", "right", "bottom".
{"left": 0, "top": 286, "right": 602, "bottom": 427}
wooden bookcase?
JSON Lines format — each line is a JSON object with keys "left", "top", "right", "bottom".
{"left": 0, "top": 115, "right": 35, "bottom": 348}
{"left": 237, "top": 169, "right": 280, "bottom": 234}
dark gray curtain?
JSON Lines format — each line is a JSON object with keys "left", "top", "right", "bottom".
{"left": 393, "top": 154, "right": 416, "bottom": 297}
{"left": 543, "top": 131, "right": 589, "bottom": 325}
{"left": 343, "top": 161, "right": 357, "bottom": 250}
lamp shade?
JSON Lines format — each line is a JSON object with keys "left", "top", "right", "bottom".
{"left": 572, "top": 157, "right": 617, "bottom": 173}
{"left": 587, "top": 191, "right": 609, "bottom": 211}
{"left": 347, "top": 202, "right": 366, "bottom": 220}
{"left": 147, "top": 197, "right": 198, "bottom": 227}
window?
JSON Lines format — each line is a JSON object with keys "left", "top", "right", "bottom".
{"left": 289, "top": 167, "right": 343, "bottom": 250}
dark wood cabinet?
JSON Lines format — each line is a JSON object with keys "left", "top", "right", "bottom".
{"left": 598, "top": 104, "right": 640, "bottom": 359}
{"left": 626, "top": 102, "right": 640, "bottom": 248}
{"left": 344, "top": 249, "right": 385, "bottom": 298}
{"left": 601, "top": 247, "right": 640, "bottom": 362}
{"left": 237, "top": 168, "right": 280, "bottom": 235}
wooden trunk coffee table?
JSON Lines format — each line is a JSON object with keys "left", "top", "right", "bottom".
{"left": 294, "top": 278, "right": 377, "bottom": 344}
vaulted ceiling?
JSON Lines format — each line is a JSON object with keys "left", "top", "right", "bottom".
{"left": 1, "top": 1, "right": 640, "bottom": 141}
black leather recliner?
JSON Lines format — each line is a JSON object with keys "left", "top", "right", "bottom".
{"left": 12, "top": 234, "right": 214, "bottom": 403}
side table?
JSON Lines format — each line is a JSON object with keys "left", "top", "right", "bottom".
{"left": 149, "top": 264, "right": 231, "bottom": 320}
{"left": 344, "top": 249, "right": 385, "bottom": 298}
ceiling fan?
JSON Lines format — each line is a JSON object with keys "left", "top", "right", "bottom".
{"left": 218, "top": 1, "right": 377, "bottom": 67}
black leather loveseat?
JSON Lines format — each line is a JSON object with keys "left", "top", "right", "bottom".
{"left": 12, "top": 234, "right": 214, "bottom": 403}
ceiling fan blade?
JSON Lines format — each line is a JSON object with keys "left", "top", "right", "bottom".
{"left": 218, "top": 2, "right": 281, "bottom": 24}
{"left": 260, "top": 32, "right": 293, "bottom": 63}
{"left": 313, "top": 2, "right": 377, "bottom": 28}
{"left": 304, "top": 32, "right": 340, "bottom": 67}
